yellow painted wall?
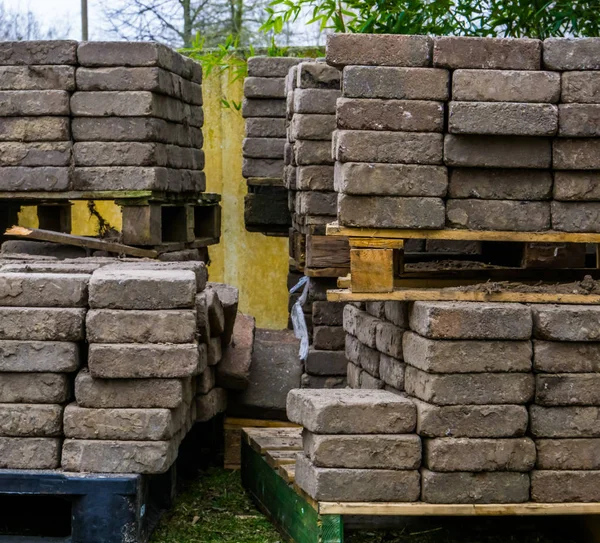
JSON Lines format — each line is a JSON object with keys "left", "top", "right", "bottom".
{"left": 18, "top": 69, "right": 289, "bottom": 329}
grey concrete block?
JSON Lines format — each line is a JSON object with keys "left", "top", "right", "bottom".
{"left": 421, "top": 469, "right": 530, "bottom": 503}
{"left": 345, "top": 333, "right": 380, "bottom": 377}
{"left": 312, "top": 326, "right": 345, "bottom": 351}
{"left": 342, "top": 66, "right": 448, "bottom": 100}
{"left": 534, "top": 341, "right": 600, "bottom": 373}
{"left": 0, "top": 65, "right": 75, "bottom": 90}
{"left": 228, "top": 329, "right": 301, "bottom": 419}
{"left": 241, "top": 98, "right": 286, "bottom": 118}
{"left": 89, "top": 268, "right": 196, "bottom": 310}
{"left": 449, "top": 102, "right": 558, "bottom": 136}
{"left": 296, "top": 166, "right": 334, "bottom": 191}
{"left": 0, "top": 90, "right": 69, "bottom": 116}
{"left": 559, "top": 104, "right": 600, "bottom": 137}
{"left": 75, "top": 369, "right": 187, "bottom": 409}
{"left": 287, "top": 388, "right": 416, "bottom": 434}
{"left": 101, "top": 261, "right": 207, "bottom": 292}
{"left": 297, "top": 62, "right": 340, "bottom": 89}
{"left": 338, "top": 194, "right": 445, "bottom": 229}
{"left": 0, "top": 340, "right": 79, "bottom": 373}
{"left": 337, "top": 98, "right": 444, "bottom": 132}
{"left": 73, "top": 167, "right": 205, "bottom": 192}
{"left": 242, "top": 157, "right": 284, "bottom": 178}
{"left": 562, "top": 71, "right": 600, "bottom": 103}
{"left": 244, "top": 77, "right": 286, "bottom": 98}
{"left": 531, "top": 470, "right": 600, "bottom": 503}
{"left": 86, "top": 309, "right": 196, "bottom": 344}
{"left": 530, "top": 405, "right": 600, "bottom": 438}
{"left": 405, "top": 366, "right": 534, "bottom": 406}
{"left": 385, "top": 302, "right": 409, "bottom": 327}
{"left": 217, "top": 313, "right": 254, "bottom": 389}
{"left": 0, "top": 40, "right": 77, "bottom": 65}
{"left": 414, "top": 399, "right": 528, "bottom": 438}
{"left": 89, "top": 343, "right": 202, "bottom": 379}
{"left": 294, "top": 140, "right": 333, "bottom": 165}
{"left": 0, "top": 142, "right": 71, "bottom": 167}
{"left": 347, "top": 362, "right": 361, "bottom": 388}
{"left": 447, "top": 199, "right": 551, "bottom": 232}
{"left": 71, "top": 117, "right": 203, "bottom": 147}
{"left": 452, "top": 69, "right": 560, "bottom": 102}
{"left": 532, "top": 305, "right": 600, "bottom": 341}
{"left": 448, "top": 169, "right": 552, "bottom": 200}
{"left": 0, "top": 117, "right": 70, "bottom": 142}
{"left": 301, "top": 374, "right": 346, "bottom": 389}
{"left": 424, "top": 437, "right": 536, "bottom": 472}
{"left": 0, "top": 166, "right": 70, "bottom": 191}
{"left": 552, "top": 201, "right": 600, "bottom": 233}
{"left": 361, "top": 372, "right": 385, "bottom": 389}
{"left": 343, "top": 305, "right": 379, "bottom": 348}
{"left": 536, "top": 374, "right": 600, "bottom": 406}
{"left": 247, "top": 56, "right": 302, "bottom": 78}
{"left": 409, "top": 302, "right": 532, "bottom": 340}
{"left": 0, "top": 273, "right": 88, "bottom": 307}
{"left": 335, "top": 130, "right": 443, "bottom": 164}
{"left": 378, "top": 354, "right": 405, "bottom": 391}
{"left": 305, "top": 349, "right": 347, "bottom": 376}
{"left": 434, "top": 36, "right": 541, "bottom": 70}
{"left": 196, "top": 387, "right": 227, "bottom": 422}
{"left": 295, "top": 191, "right": 336, "bottom": 216}
{"left": 403, "top": 331, "right": 532, "bottom": 373}
{"left": 296, "top": 452, "right": 420, "bottom": 501}
{"left": 0, "top": 373, "right": 69, "bottom": 404}
{"left": 375, "top": 321, "right": 404, "bottom": 359}
{"left": 242, "top": 137, "right": 286, "bottom": 159}
{"left": 543, "top": 38, "right": 600, "bottom": 70}
{"left": 0, "top": 437, "right": 61, "bottom": 469}
{"left": 245, "top": 117, "right": 286, "bottom": 138}
{"left": 312, "top": 301, "right": 344, "bottom": 326}
{"left": 0, "top": 307, "right": 85, "bottom": 341}
{"left": 290, "top": 114, "right": 336, "bottom": 141}
{"left": 304, "top": 430, "right": 421, "bottom": 469}
{"left": 444, "top": 134, "right": 552, "bottom": 169}
{"left": 293, "top": 89, "right": 340, "bottom": 114}
{"left": 77, "top": 41, "right": 202, "bottom": 82}
{"left": 554, "top": 171, "right": 600, "bottom": 201}
{"left": 64, "top": 404, "right": 177, "bottom": 441}
{"left": 0, "top": 404, "right": 63, "bottom": 437}
{"left": 537, "top": 439, "right": 600, "bottom": 470}
{"left": 553, "top": 139, "right": 600, "bottom": 170}
{"left": 327, "top": 34, "right": 432, "bottom": 68}
{"left": 62, "top": 438, "right": 177, "bottom": 474}
{"left": 206, "top": 337, "right": 222, "bottom": 366}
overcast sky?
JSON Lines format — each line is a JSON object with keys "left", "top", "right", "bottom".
{"left": 4, "top": 0, "right": 106, "bottom": 40}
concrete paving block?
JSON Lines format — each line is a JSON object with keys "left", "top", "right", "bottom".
{"left": 530, "top": 405, "right": 600, "bottom": 438}
{"left": 89, "top": 268, "right": 196, "bottom": 309}
{"left": 531, "top": 470, "right": 600, "bottom": 502}
{"left": 421, "top": 469, "right": 530, "bottom": 503}
{"left": 217, "top": 313, "right": 255, "bottom": 390}
{"left": 536, "top": 439, "right": 600, "bottom": 470}
{"left": 0, "top": 373, "right": 69, "bottom": 404}
{"left": 536, "top": 374, "right": 600, "bottom": 406}
{"left": 532, "top": 305, "right": 600, "bottom": 341}
{"left": 543, "top": 38, "right": 600, "bottom": 70}
{"left": 0, "top": 307, "right": 85, "bottom": 341}
{"left": 0, "top": 40, "right": 77, "bottom": 65}
{"left": 296, "top": 453, "right": 421, "bottom": 501}
{"left": 0, "top": 404, "right": 63, "bottom": 437}
{"left": 403, "top": 332, "right": 532, "bottom": 373}
{"left": 287, "top": 388, "right": 416, "bottom": 434}
{"left": 0, "top": 437, "right": 61, "bottom": 469}
{"left": 448, "top": 169, "right": 552, "bottom": 200}
{"left": 405, "top": 366, "right": 534, "bottom": 406}
{"left": 534, "top": 341, "right": 600, "bottom": 373}
{"left": 0, "top": 340, "right": 79, "bottom": 373}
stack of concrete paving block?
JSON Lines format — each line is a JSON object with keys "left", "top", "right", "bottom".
{"left": 72, "top": 41, "right": 205, "bottom": 192}
{"left": 530, "top": 305, "right": 600, "bottom": 503}
{"left": 405, "top": 301, "right": 536, "bottom": 504}
{"left": 0, "top": 40, "right": 76, "bottom": 192}
{"left": 343, "top": 302, "right": 407, "bottom": 391}
{"left": 0, "top": 270, "right": 86, "bottom": 469}
{"left": 288, "top": 389, "right": 421, "bottom": 502}
{"left": 242, "top": 56, "right": 303, "bottom": 234}
{"left": 327, "top": 34, "right": 600, "bottom": 233}
{"left": 285, "top": 60, "right": 340, "bottom": 233}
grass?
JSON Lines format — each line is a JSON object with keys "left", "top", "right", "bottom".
{"left": 152, "top": 468, "right": 586, "bottom": 543}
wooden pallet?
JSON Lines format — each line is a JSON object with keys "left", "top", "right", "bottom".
{"left": 326, "top": 223, "right": 600, "bottom": 294}
{"left": 242, "top": 428, "right": 600, "bottom": 543}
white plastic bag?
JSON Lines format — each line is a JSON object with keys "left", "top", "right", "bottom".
{"left": 289, "top": 276, "right": 310, "bottom": 361}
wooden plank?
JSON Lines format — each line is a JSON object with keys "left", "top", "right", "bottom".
{"left": 522, "top": 243, "right": 586, "bottom": 269}
{"left": 350, "top": 248, "right": 394, "bottom": 293}
{"left": 327, "top": 288, "right": 600, "bottom": 305}
{"left": 305, "top": 267, "right": 350, "bottom": 278}
{"left": 318, "top": 501, "right": 600, "bottom": 516}
{"left": 278, "top": 463, "right": 296, "bottom": 484}
{"left": 305, "top": 235, "right": 350, "bottom": 268}
{"left": 326, "top": 223, "right": 600, "bottom": 244}
{"left": 224, "top": 417, "right": 300, "bottom": 430}
{"left": 4, "top": 226, "right": 158, "bottom": 258}
{"left": 266, "top": 450, "right": 298, "bottom": 469}
{"left": 349, "top": 237, "right": 404, "bottom": 249}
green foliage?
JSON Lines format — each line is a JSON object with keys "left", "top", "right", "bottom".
{"left": 261, "top": 0, "right": 600, "bottom": 38}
